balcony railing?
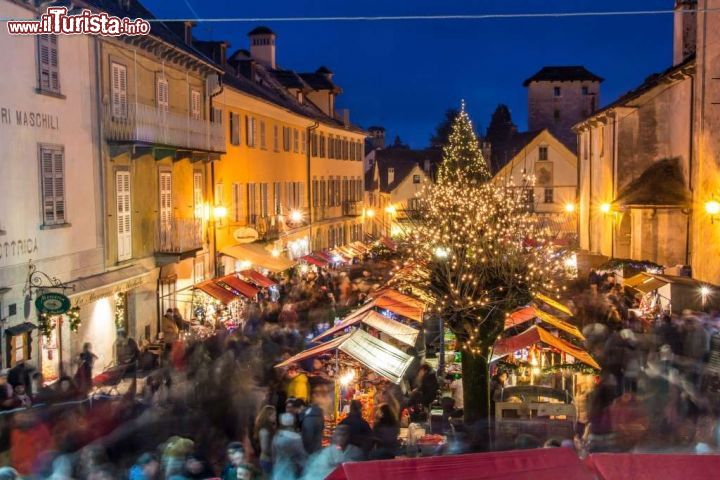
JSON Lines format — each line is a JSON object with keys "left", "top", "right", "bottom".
{"left": 105, "top": 103, "right": 225, "bottom": 153}
{"left": 155, "top": 218, "right": 203, "bottom": 255}
{"left": 343, "top": 200, "right": 363, "bottom": 217}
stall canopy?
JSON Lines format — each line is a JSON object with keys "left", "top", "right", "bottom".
{"left": 221, "top": 243, "right": 296, "bottom": 273}
{"left": 534, "top": 293, "right": 573, "bottom": 316}
{"left": 623, "top": 272, "right": 668, "bottom": 294}
{"left": 373, "top": 290, "right": 425, "bottom": 323}
{"left": 314, "top": 251, "right": 337, "bottom": 263}
{"left": 505, "top": 307, "right": 584, "bottom": 341}
{"left": 380, "top": 237, "right": 398, "bottom": 251}
{"left": 216, "top": 275, "right": 259, "bottom": 299}
{"left": 312, "top": 310, "right": 419, "bottom": 347}
{"left": 239, "top": 269, "right": 276, "bottom": 288}
{"left": 327, "top": 447, "right": 595, "bottom": 480}
{"left": 276, "top": 329, "right": 414, "bottom": 384}
{"left": 494, "top": 325, "right": 600, "bottom": 369}
{"left": 300, "top": 255, "right": 327, "bottom": 268}
{"left": 195, "top": 280, "right": 240, "bottom": 304}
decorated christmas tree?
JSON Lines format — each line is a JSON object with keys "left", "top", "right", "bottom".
{"left": 399, "top": 104, "right": 567, "bottom": 424}
{"left": 437, "top": 101, "right": 491, "bottom": 184}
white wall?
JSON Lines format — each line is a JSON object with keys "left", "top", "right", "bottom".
{"left": 0, "top": 1, "right": 103, "bottom": 367}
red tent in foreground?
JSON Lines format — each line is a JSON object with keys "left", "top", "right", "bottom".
{"left": 326, "top": 448, "right": 594, "bottom": 480}
{"left": 587, "top": 453, "right": 720, "bottom": 480}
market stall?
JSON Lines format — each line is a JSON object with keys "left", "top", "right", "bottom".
{"left": 623, "top": 271, "right": 720, "bottom": 315}
{"left": 505, "top": 306, "right": 584, "bottom": 341}
{"left": 190, "top": 274, "right": 259, "bottom": 330}
{"left": 312, "top": 309, "right": 420, "bottom": 349}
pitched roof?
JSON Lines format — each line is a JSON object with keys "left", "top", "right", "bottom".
{"left": 523, "top": 66, "right": 604, "bottom": 86}
{"left": 490, "top": 130, "right": 544, "bottom": 173}
{"left": 299, "top": 71, "right": 339, "bottom": 91}
{"left": 80, "top": 0, "right": 219, "bottom": 71}
{"left": 270, "top": 69, "right": 311, "bottom": 90}
{"left": 614, "top": 157, "right": 690, "bottom": 207}
{"left": 576, "top": 56, "right": 695, "bottom": 129}
{"left": 248, "top": 26, "right": 275, "bottom": 36}
{"left": 372, "top": 149, "right": 442, "bottom": 193}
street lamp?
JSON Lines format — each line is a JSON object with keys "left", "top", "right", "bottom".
{"left": 600, "top": 203, "right": 612, "bottom": 214}
{"left": 365, "top": 208, "right": 375, "bottom": 218}
{"left": 564, "top": 202, "right": 576, "bottom": 213}
{"left": 289, "top": 209, "right": 304, "bottom": 224}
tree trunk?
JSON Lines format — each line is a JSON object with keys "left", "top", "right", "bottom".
{"left": 461, "top": 343, "right": 492, "bottom": 425}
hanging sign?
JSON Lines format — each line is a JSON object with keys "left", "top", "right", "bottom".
{"left": 233, "top": 227, "right": 259, "bottom": 244}
{"left": 35, "top": 292, "right": 71, "bottom": 315}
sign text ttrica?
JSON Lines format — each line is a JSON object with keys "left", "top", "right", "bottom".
{"left": 0, "top": 107, "right": 59, "bottom": 130}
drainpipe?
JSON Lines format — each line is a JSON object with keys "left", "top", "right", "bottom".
{"left": 686, "top": 73, "right": 695, "bottom": 267}
{"left": 208, "top": 74, "right": 224, "bottom": 277}
{"left": 306, "top": 122, "right": 320, "bottom": 247}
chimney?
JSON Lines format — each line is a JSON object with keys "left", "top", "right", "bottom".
{"left": 387, "top": 167, "right": 395, "bottom": 185}
{"left": 248, "top": 26, "right": 277, "bottom": 69}
{"left": 673, "top": 0, "right": 697, "bottom": 65}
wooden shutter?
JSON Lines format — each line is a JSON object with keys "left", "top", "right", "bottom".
{"left": 190, "top": 89, "right": 201, "bottom": 120}
{"left": 232, "top": 182, "right": 241, "bottom": 222}
{"left": 156, "top": 76, "right": 169, "bottom": 115}
{"left": 40, "top": 146, "right": 65, "bottom": 225}
{"left": 111, "top": 62, "right": 128, "bottom": 119}
{"left": 193, "top": 172, "right": 203, "bottom": 218}
{"left": 159, "top": 171, "right": 172, "bottom": 229}
{"left": 38, "top": 35, "right": 59, "bottom": 92}
{"left": 116, "top": 171, "right": 132, "bottom": 261}
{"left": 299, "top": 182, "right": 305, "bottom": 209}
{"left": 260, "top": 121, "right": 266, "bottom": 149}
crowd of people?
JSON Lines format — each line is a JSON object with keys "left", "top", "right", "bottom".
{"left": 574, "top": 270, "right": 720, "bottom": 454}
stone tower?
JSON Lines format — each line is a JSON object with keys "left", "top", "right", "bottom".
{"left": 524, "top": 66, "right": 603, "bottom": 151}
{"left": 674, "top": 0, "right": 697, "bottom": 66}
{"left": 367, "top": 126, "right": 386, "bottom": 150}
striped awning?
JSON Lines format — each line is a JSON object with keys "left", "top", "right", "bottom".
{"left": 239, "top": 269, "right": 277, "bottom": 288}
{"left": 312, "top": 309, "right": 419, "bottom": 347}
{"left": 195, "top": 280, "right": 239, "bottom": 304}
{"left": 216, "top": 275, "right": 259, "bottom": 299}
{"left": 494, "top": 326, "right": 599, "bottom": 370}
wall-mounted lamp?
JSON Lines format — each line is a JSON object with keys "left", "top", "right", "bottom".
{"left": 564, "top": 203, "right": 576, "bottom": 213}
{"left": 705, "top": 200, "right": 720, "bottom": 223}
{"left": 600, "top": 203, "right": 612, "bottom": 214}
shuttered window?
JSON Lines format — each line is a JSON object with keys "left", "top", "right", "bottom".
{"left": 193, "top": 172, "right": 203, "bottom": 219}
{"left": 39, "top": 145, "right": 65, "bottom": 226}
{"left": 159, "top": 171, "right": 172, "bottom": 230}
{"left": 260, "top": 121, "right": 267, "bottom": 149}
{"left": 156, "top": 76, "right": 169, "bottom": 115}
{"left": 293, "top": 129, "right": 299, "bottom": 152}
{"left": 116, "top": 171, "right": 132, "bottom": 261}
{"left": 38, "top": 35, "right": 60, "bottom": 93}
{"left": 273, "top": 182, "right": 282, "bottom": 215}
{"left": 230, "top": 112, "right": 240, "bottom": 145}
{"left": 247, "top": 183, "right": 257, "bottom": 223}
{"left": 232, "top": 182, "right": 242, "bottom": 223}
{"left": 190, "top": 89, "right": 201, "bottom": 120}
{"left": 246, "top": 116, "right": 257, "bottom": 148}
{"left": 111, "top": 62, "right": 128, "bottom": 119}
{"left": 260, "top": 183, "right": 269, "bottom": 217}
{"left": 273, "top": 125, "right": 280, "bottom": 151}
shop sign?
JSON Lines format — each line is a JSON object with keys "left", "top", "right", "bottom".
{"left": 35, "top": 292, "right": 71, "bottom": 315}
{"left": 233, "top": 227, "right": 259, "bottom": 244}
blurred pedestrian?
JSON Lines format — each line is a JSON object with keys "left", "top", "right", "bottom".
{"left": 339, "top": 399, "right": 372, "bottom": 455}
{"left": 129, "top": 453, "right": 161, "bottom": 480}
{"left": 75, "top": 342, "right": 97, "bottom": 394}
{"left": 254, "top": 406, "right": 277, "bottom": 475}
{"left": 271, "top": 413, "right": 307, "bottom": 480}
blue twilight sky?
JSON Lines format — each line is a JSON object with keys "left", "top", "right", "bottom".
{"left": 143, "top": 0, "right": 673, "bottom": 148}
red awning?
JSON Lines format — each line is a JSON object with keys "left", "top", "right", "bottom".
{"left": 327, "top": 447, "right": 595, "bottom": 480}
{"left": 586, "top": 453, "right": 720, "bottom": 480}
{"left": 239, "top": 269, "right": 276, "bottom": 288}
{"left": 380, "top": 237, "right": 398, "bottom": 251}
{"left": 216, "top": 275, "right": 259, "bottom": 299}
{"left": 195, "top": 280, "right": 239, "bottom": 304}
{"left": 314, "top": 251, "right": 336, "bottom": 263}
{"left": 301, "top": 255, "right": 327, "bottom": 268}
{"left": 493, "top": 325, "right": 599, "bottom": 369}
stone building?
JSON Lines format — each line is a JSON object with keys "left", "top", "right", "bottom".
{"left": 574, "top": 0, "right": 696, "bottom": 273}
{"left": 524, "top": 66, "right": 603, "bottom": 151}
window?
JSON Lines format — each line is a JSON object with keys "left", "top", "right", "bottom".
{"left": 328, "top": 135, "right": 335, "bottom": 158}
{"left": 39, "top": 145, "right": 66, "bottom": 226}
{"left": 211, "top": 107, "right": 222, "bottom": 124}
{"left": 301, "top": 132, "right": 306, "bottom": 154}
{"left": 273, "top": 125, "right": 280, "bottom": 151}
{"left": 8, "top": 332, "right": 31, "bottom": 367}
{"left": 190, "top": 89, "right": 201, "bottom": 120}
{"left": 231, "top": 183, "right": 242, "bottom": 222}
{"left": 116, "top": 171, "right": 132, "bottom": 261}
{"left": 413, "top": 174, "right": 421, "bottom": 184}
{"left": 194, "top": 259, "right": 205, "bottom": 283}
{"left": 260, "top": 120, "right": 267, "bottom": 149}
{"left": 388, "top": 167, "right": 395, "bottom": 185}
{"left": 293, "top": 129, "right": 299, "bottom": 153}
{"left": 319, "top": 134, "right": 326, "bottom": 158}
{"left": 320, "top": 178, "right": 327, "bottom": 207}
{"left": 247, "top": 183, "right": 257, "bottom": 223}
{"left": 110, "top": 62, "right": 128, "bottom": 119}
{"left": 582, "top": 86, "right": 589, "bottom": 95}
{"left": 159, "top": 171, "right": 172, "bottom": 230}
{"left": 311, "top": 132, "right": 318, "bottom": 157}
{"left": 553, "top": 86, "right": 561, "bottom": 97}
{"left": 246, "top": 116, "right": 257, "bottom": 148}
{"left": 193, "top": 172, "right": 203, "bottom": 218}
{"left": 156, "top": 76, "right": 169, "bottom": 115}
{"left": 328, "top": 177, "right": 335, "bottom": 207}
{"left": 553, "top": 109, "right": 560, "bottom": 121}
{"left": 283, "top": 127, "right": 291, "bottom": 152}
{"left": 312, "top": 178, "right": 319, "bottom": 207}
{"left": 538, "top": 145, "right": 548, "bottom": 161}
{"left": 230, "top": 112, "right": 240, "bottom": 145}
{"left": 544, "top": 188, "right": 554, "bottom": 204}
{"left": 273, "top": 182, "right": 282, "bottom": 214}
{"left": 260, "top": 183, "right": 269, "bottom": 218}
{"left": 38, "top": 35, "right": 60, "bottom": 93}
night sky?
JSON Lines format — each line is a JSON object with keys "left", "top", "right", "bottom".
{"left": 143, "top": 0, "right": 673, "bottom": 148}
